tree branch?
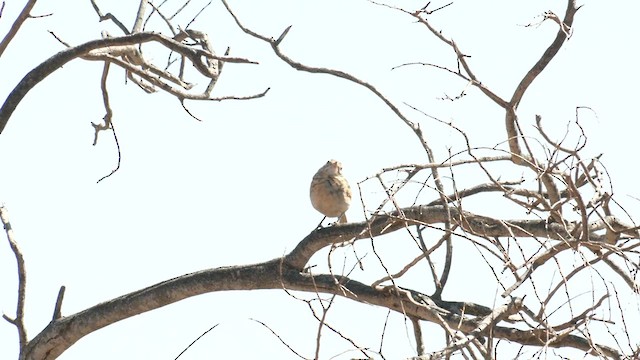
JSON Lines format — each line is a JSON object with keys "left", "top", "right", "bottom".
{"left": 0, "top": 32, "right": 257, "bottom": 134}
{"left": 506, "top": 1, "right": 580, "bottom": 160}
{"left": 0, "top": 0, "right": 38, "bottom": 57}
{"left": 22, "top": 256, "right": 622, "bottom": 360}
{"left": 0, "top": 205, "right": 28, "bottom": 351}
{"left": 284, "top": 204, "right": 605, "bottom": 271}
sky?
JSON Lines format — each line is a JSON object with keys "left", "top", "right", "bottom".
{"left": 1, "top": 0, "right": 639, "bottom": 359}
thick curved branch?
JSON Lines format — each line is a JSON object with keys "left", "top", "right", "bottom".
{"left": 510, "top": 1, "right": 578, "bottom": 108}
{"left": 0, "top": 32, "right": 257, "bottom": 134}
{"left": 284, "top": 204, "right": 597, "bottom": 270}
{"left": 23, "top": 256, "right": 621, "bottom": 360}
{"left": 22, "top": 261, "right": 286, "bottom": 360}
{"left": 506, "top": 1, "right": 579, "bottom": 159}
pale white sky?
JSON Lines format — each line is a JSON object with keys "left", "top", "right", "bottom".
{"left": 1, "top": 1, "right": 639, "bottom": 359}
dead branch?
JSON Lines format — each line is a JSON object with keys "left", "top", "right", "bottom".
{"left": 284, "top": 205, "right": 615, "bottom": 271}
{"left": 89, "top": 0, "right": 130, "bottom": 34}
{"left": 387, "top": 2, "right": 575, "bottom": 219}
{"left": 507, "top": 1, "right": 580, "bottom": 160}
{"left": 174, "top": 323, "right": 219, "bottom": 360}
{"left": 13, "top": 198, "right": 631, "bottom": 359}
{"left": 219, "top": 0, "right": 424, "bottom": 142}
{"left": 0, "top": 0, "right": 38, "bottom": 57}
{"left": 0, "top": 205, "right": 28, "bottom": 351}
{"left": 20, "top": 256, "right": 622, "bottom": 360}
{"left": 92, "top": 61, "right": 123, "bottom": 182}
{"left": 251, "top": 318, "right": 308, "bottom": 359}
{"left": 0, "top": 31, "right": 259, "bottom": 134}
{"left": 52, "top": 286, "right": 65, "bottom": 321}
{"left": 2, "top": 1, "right": 636, "bottom": 359}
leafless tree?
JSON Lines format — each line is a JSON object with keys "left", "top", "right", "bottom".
{"left": 2, "top": 1, "right": 639, "bottom": 359}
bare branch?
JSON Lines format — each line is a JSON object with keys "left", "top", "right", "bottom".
{"left": 22, "top": 259, "right": 622, "bottom": 360}
{"left": 220, "top": 0, "right": 417, "bottom": 132}
{"left": 0, "top": 31, "right": 258, "bottom": 134}
{"left": 2, "top": 2, "right": 634, "bottom": 359}
{"left": 406, "top": 9, "right": 508, "bottom": 108}
{"left": 174, "top": 323, "right": 219, "bottom": 360}
{"left": 510, "top": 3, "right": 579, "bottom": 109}
{"left": 52, "top": 286, "right": 65, "bottom": 320}
{"left": 131, "top": 0, "right": 148, "bottom": 33}
{"left": 89, "top": 0, "right": 130, "bottom": 34}
{"left": 251, "top": 318, "right": 308, "bottom": 359}
{"left": 92, "top": 62, "right": 113, "bottom": 146}
{"left": 185, "top": 0, "right": 212, "bottom": 30}
{"left": 93, "top": 61, "right": 123, "bottom": 183}
{"left": 506, "top": 1, "right": 580, "bottom": 159}
{"left": 285, "top": 204, "right": 608, "bottom": 271}
{"left": 146, "top": 2, "right": 176, "bottom": 35}
{"left": 0, "top": 0, "right": 38, "bottom": 57}
{"left": 0, "top": 205, "right": 28, "bottom": 350}
{"left": 95, "top": 120, "right": 122, "bottom": 184}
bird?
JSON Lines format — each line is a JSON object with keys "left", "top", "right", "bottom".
{"left": 310, "top": 159, "right": 352, "bottom": 225}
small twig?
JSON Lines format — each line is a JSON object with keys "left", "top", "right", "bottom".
{"left": 314, "top": 294, "right": 335, "bottom": 359}
{"left": 180, "top": 101, "right": 203, "bottom": 122}
{"left": 185, "top": 0, "right": 212, "bottom": 30}
{"left": 28, "top": 12, "right": 52, "bottom": 18}
{"left": 305, "top": 297, "right": 373, "bottom": 358}
{"left": 177, "top": 87, "right": 271, "bottom": 122}
{"left": 96, "top": 119, "right": 122, "bottom": 183}
{"left": 146, "top": 2, "right": 176, "bottom": 35}
{"left": 174, "top": 323, "right": 219, "bottom": 360}
{"left": 92, "top": 62, "right": 112, "bottom": 145}
{"left": 377, "top": 310, "right": 391, "bottom": 355}
{"left": 204, "top": 87, "right": 271, "bottom": 101}
{"left": 251, "top": 318, "right": 308, "bottom": 359}
{"left": 0, "top": 205, "right": 28, "bottom": 350}
{"left": 275, "top": 25, "right": 292, "bottom": 46}
{"left": 434, "top": 298, "right": 523, "bottom": 359}
{"left": 92, "top": 61, "right": 122, "bottom": 183}
{"left": 170, "top": 0, "right": 191, "bottom": 20}
{"left": 89, "top": 0, "right": 130, "bottom": 34}
{"left": 52, "top": 286, "right": 66, "bottom": 320}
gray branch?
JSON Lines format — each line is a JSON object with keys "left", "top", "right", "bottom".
{"left": 20, "top": 204, "right": 625, "bottom": 360}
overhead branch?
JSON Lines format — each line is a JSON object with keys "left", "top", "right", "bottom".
{"left": 0, "top": 0, "right": 38, "bottom": 57}
{"left": 506, "top": 1, "right": 580, "bottom": 160}
{"left": 0, "top": 31, "right": 257, "bottom": 134}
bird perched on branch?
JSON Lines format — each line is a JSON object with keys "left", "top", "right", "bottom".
{"left": 310, "top": 159, "right": 352, "bottom": 225}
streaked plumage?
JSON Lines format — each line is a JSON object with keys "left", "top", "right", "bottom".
{"left": 310, "top": 160, "right": 352, "bottom": 224}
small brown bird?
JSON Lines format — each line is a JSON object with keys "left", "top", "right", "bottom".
{"left": 310, "top": 159, "right": 352, "bottom": 224}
